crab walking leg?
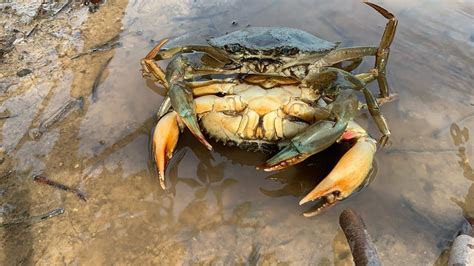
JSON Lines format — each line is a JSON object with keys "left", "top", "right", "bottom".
{"left": 259, "top": 91, "right": 359, "bottom": 171}
{"left": 301, "top": 47, "right": 378, "bottom": 87}
{"left": 323, "top": 2, "right": 397, "bottom": 97}
{"left": 321, "top": 47, "right": 378, "bottom": 66}
{"left": 333, "top": 57, "right": 363, "bottom": 72}
{"left": 153, "top": 45, "right": 231, "bottom": 64}
{"left": 152, "top": 112, "right": 180, "bottom": 189}
{"left": 184, "top": 65, "right": 242, "bottom": 79}
{"left": 185, "top": 79, "right": 238, "bottom": 96}
{"left": 282, "top": 47, "right": 377, "bottom": 71}
{"left": 304, "top": 2, "right": 397, "bottom": 97}
{"left": 321, "top": 67, "right": 391, "bottom": 146}
{"left": 141, "top": 39, "right": 170, "bottom": 88}
{"left": 300, "top": 122, "right": 377, "bottom": 217}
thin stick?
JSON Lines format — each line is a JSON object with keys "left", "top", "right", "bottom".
{"left": 33, "top": 175, "right": 87, "bottom": 201}
{"left": 52, "top": 0, "right": 72, "bottom": 17}
{"left": 0, "top": 208, "right": 64, "bottom": 228}
{"left": 71, "top": 35, "right": 121, "bottom": 59}
{"left": 0, "top": 109, "right": 11, "bottom": 119}
{"left": 91, "top": 56, "right": 113, "bottom": 102}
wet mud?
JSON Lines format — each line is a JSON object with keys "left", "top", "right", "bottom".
{"left": 0, "top": 0, "right": 473, "bottom": 264}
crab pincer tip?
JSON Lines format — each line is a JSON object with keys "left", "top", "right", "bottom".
{"left": 299, "top": 196, "right": 311, "bottom": 206}
{"left": 158, "top": 173, "right": 167, "bottom": 190}
{"left": 202, "top": 140, "right": 213, "bottom": 151}
{"left": 256, "top": 163, "right": 281, "bottom": 172}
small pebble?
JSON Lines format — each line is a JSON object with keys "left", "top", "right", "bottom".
{"left": 99, "top": 140, "right": 106, "bottom": 145}
{"left": 0, "top": 109, "right": 10, "bottom": 119}
{"left": 74, "top": 164, "right": 80, "bottom": 169}
{"left": 448, "top": 234, "right": 474, "bottom": 265}
{"left": 17, "top": 68, "right": 32, "bottom": 77}
{"left": 0, "top": 203, "right": 16, "bottom": 215}
{"left": 28, "top": 128, "right": 41, "bottom": 140}
{"left": 231, "top": 21, "right": 238, "bottom": 26}
{"left": 58, "top": 162, "right": 64, "bottom": 167}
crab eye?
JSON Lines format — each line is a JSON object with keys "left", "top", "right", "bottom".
{"left": 280, "top": 47, "right": 290, "bottom": 54}
{"left": 225, "top": 44, "right": 240, "bottom": 53}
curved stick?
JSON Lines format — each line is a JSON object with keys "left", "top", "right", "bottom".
{"left": 339, "top": 209, "right": 382, "bottom": 266}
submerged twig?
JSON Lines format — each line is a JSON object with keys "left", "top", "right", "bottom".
{"left": 30, "top": 98, "right": 83, "bottom": 139}
{"left": 0, "top": 109, "right": 12, "bottom": 119}
{"left": 52, "top": 0, "right": 72, "bottom": 17}
{"left": 29, "top": 207, "right": 65, "bottom": 223}
{"left": 71, "top": 35, "right": 122, "bottom": 59}
{"left": 33, "top": 175, "right": 87, "bottom": 201}
{"left": 91, "top": 56, "right": 113, "bottom": 102}
{"left": 339, "top": 209, "right": 381, "bottom": 266}
{"left": 0, "top": 207, "right": 64, "bottom": 228}
{"left": 247, "top": 243, "right": 261, "bottom": 266}
{"left": 40, "top": 98, "right": 82, "bottom": 130}
{"left": 26, "top": 24, "right": 39, "bottom": 38}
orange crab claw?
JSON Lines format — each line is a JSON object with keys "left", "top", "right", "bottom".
{"left": 300, "top": 122, "right": 377, "bottom": 217}
{"left": 151, "top": 111, "right": 180, "bottom": 189}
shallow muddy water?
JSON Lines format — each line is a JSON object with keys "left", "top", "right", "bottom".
{"left": 1, "top": 0, "right": 473, "bottom": 264}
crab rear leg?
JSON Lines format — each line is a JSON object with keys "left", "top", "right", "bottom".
{"left": 365, "top": 1, "right": 398, "bottom": 98}
{"left": 306, "top": 2, "right": 397, "bottom": 98}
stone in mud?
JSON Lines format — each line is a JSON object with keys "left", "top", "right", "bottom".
{"left": 448, "top": 234, "right": 474, "bottom": 266}
{"left": 0, "top": 1, "right": 43, "bottom": 24}
{"left": 16, "top": 69, "right": 32, "bottom": 77}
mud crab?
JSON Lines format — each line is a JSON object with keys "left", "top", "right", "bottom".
{"left": 141, "top": 2, "right": 397, "bottom": 217}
